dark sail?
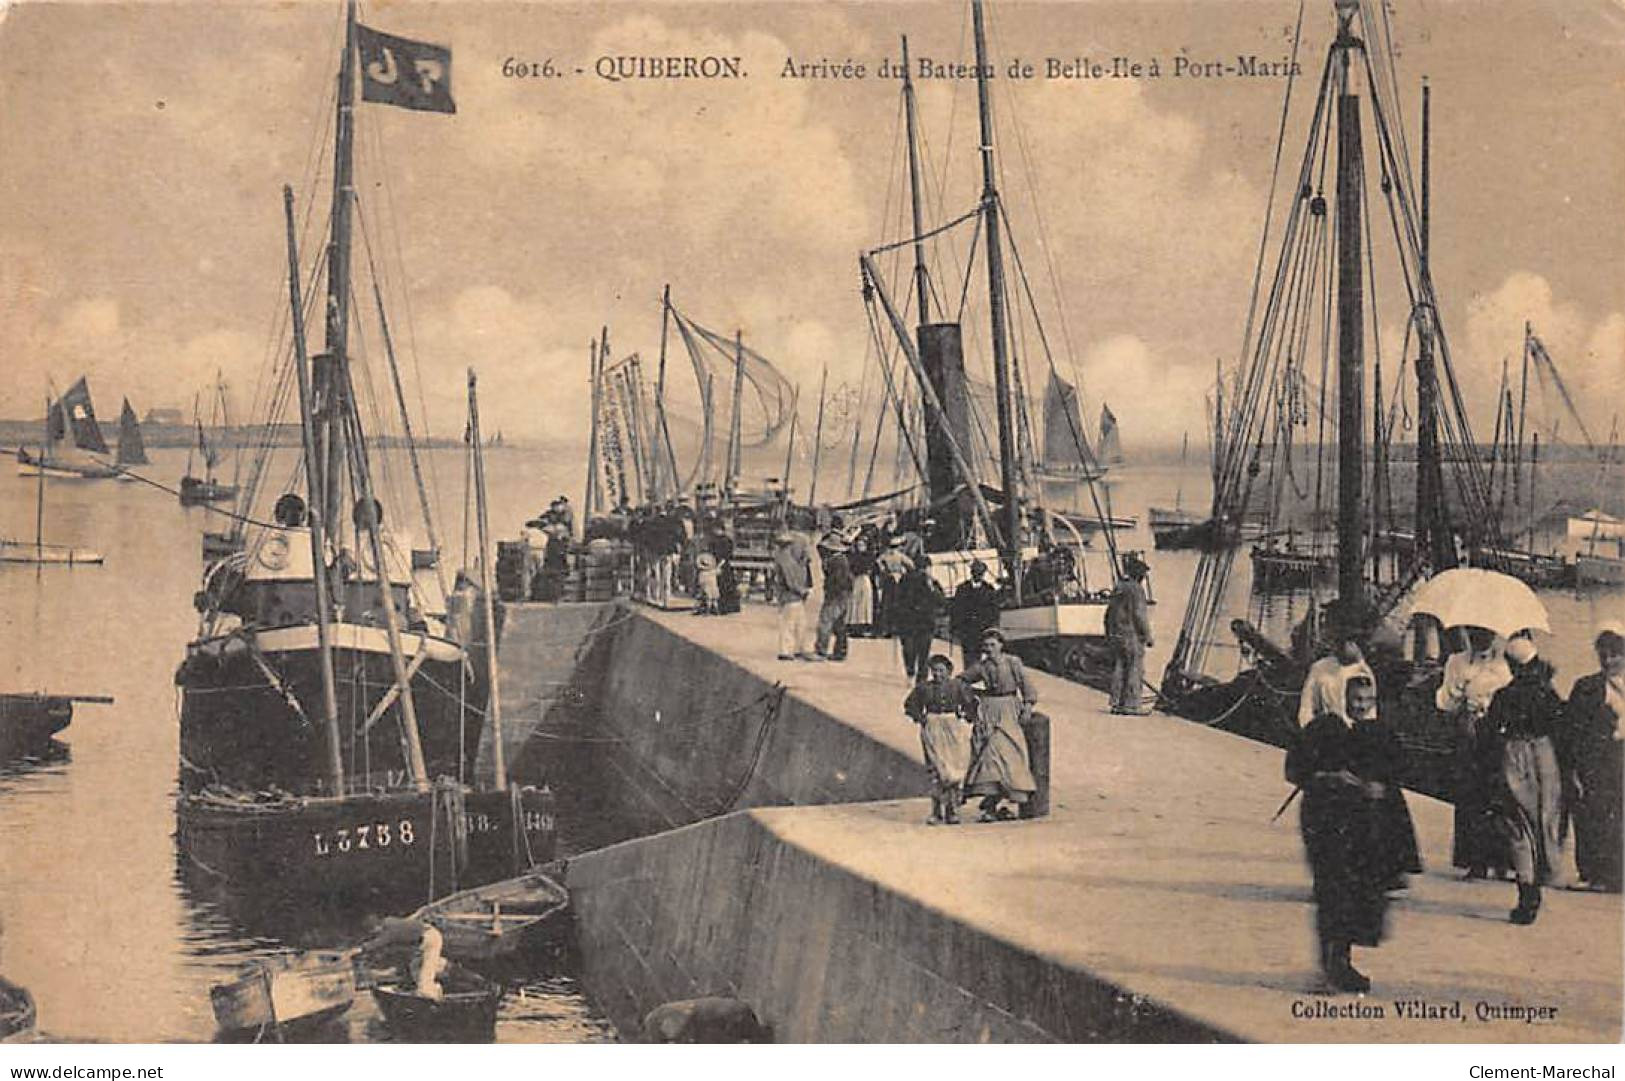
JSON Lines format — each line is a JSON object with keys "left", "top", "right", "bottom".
{"left": 1042, "top": 372, "right": 1093, "bottom": 474}
{"left": 1097, "top": 403, "right": 1124, "bottom": 466}
{"left": 50, "top": 377, "right": 109, "bottom": 454}
{"left": 116, "top": 398, "right": 149, "bottom": 465}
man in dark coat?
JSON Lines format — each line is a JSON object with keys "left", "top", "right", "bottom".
{"left": 949, "top": 559, "right": 1002, "bottom": 668}
{"left": 1284, "top": 675, "right": 1405, "bottom": 992}
{"left": 1561, "top": 628, "right": 1624, "bottom": 892}
{"left": 892, "top": 556, "right": 946, "bottom": 682}
{"left": 815, "top": 534, "right": 854, "bottom": 661}
{"left": 1104, "top": 552, "right": 1154, "bottom": 714}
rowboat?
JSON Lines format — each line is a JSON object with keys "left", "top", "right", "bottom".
{"left": 0, "top": 540, "right": 103, "bottom": 565}
{"left": 409, "top": 869, "right": 569, "bottom": 965}
{"left": 371, "top": 969, "right": 503, "bottom": 1041}
{"left": 209, "top": 951, "right": 357, "bottom": 1036}
{"left": 0, "top": 977, "right": 36, "bottom": 1042}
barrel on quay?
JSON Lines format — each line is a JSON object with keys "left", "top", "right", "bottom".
{"left": 499, "top": 600, "right": 1623, "bottom": 1043}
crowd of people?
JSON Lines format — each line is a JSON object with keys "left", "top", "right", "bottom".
{"left": 1286, "top": 608, "right": 1624, "bottom": 993}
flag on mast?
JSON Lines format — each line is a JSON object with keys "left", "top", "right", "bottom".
{"left": 356, "top": 24, "right": 456, "bottom": 114}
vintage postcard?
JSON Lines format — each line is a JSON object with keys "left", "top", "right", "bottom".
{"left": 0, "top": 0, "right": 1620, "bottom": 1061}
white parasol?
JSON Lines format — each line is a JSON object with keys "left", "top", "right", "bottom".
{"left": 1407, "top": 568, "right": 1551, "bottom": 638}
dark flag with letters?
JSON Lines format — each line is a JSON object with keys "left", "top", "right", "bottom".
{"left": 356, "top": 23, "right": 455, "bottom": 114}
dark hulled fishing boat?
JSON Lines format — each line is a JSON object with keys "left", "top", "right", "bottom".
{"left": 175, "top": 2, "right": 551, "bottom": 909}
{"left": 179, "top": 379, "right": 240, "bottom": 506}
{"left": 1159, "top": 0, "right": 1512, "bottom": 797}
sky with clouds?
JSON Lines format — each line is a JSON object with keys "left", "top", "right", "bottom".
{"left": 0, "top": 0, "right": 1620, "bottom": 458}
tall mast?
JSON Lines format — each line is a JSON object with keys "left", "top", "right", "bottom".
{"left": 1414, "top": 76, "right": 1449, "bottom": 570}
{"left": 1332, "top": 0, "right": 1366, "bottom": 610}
{"left": 782, "top": 385, "right": 800, "bottom": 497}
{"left": 584, "top": 337, "right": 600, "bottom": 526}
{"left": 972, "top": 0, "right": 1023, "bottom": 601}
{"left": 727, "top": 330, "right": 747, "bottom": 492}
{"left": 901, "top": 35, "right": 932, "bottom": 324}
{"left": 35, "top": 393, "right": 46, "bottom": 560}
{"left": 321, "top": 0, "right": 360, "bottom": 534}
{"left": 283, "top": 186, "right": 345, "bottom": 797}
{"left": 469, "top": 370, "right": 506, "bottom": 790}
{"left": 1514, "top": 321, "right": 1532, "bottom": 509}
{"left": 809, "top": 364, "right": 829, "bottom": 505}
{"left": 654, "top": 285, "right": 680, "bottom": 496}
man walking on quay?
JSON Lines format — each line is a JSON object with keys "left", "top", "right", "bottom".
{"left": 816, "top": 533, "right": 853, "bottom": 661}
{"left": 1285, "top": 675, "right": 1404, "bottom": 993}
{"left": 771, "top": 528, "right": 813, "bottom": 661}
{"left": 1105, "top": 552, "right": 1153, "bottom": 714}
{"left": 950, "top": 558, "right": 1002, "bottom": 669}
{"left": 892, "top": 555, "right": 946, "bottom": 681}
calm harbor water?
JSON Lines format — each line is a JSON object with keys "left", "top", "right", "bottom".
{"left": 0, "top": 443, "right": 1618, "bottom": 1041}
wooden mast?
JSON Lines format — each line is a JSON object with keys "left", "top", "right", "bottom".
{"left": 320, "top": 0, "right": 360, "bottom": 538}
{"left": 283, "top": 185, "right": 346, "bottom": 797}
{"left": 35, "top": 393, "right": 46, "bottom": 561}
{"left": 1332, "top": 0, "right": 1366, "bottom": 610}
{"left": 971, "top": 0, "right": 1024, "bottom": 601}
{"left": 468, "top": 369, "right": 506, "bottom": 789}
{"left": 654, "top": 285, "right": 681, "bottom": 497}
{"left": 809, "top": 364, "right": 829, "bottom": 505}
{"left": 901, "top": 35, "right": 932, "bottom": 325}
{"left": 1414, "top": 77, "right": 1450, "bottom": 570}
{"left": 782, "top": 385, "right": 800, "bottom": 497}
{"left": 373, "top": 277, "right": 448, "bottom": 597}
{"left": 585, "top": 336, "right": 600, "bottom": 527}
{"left": 727, "top": 330, "right": 747, "bottom": 493}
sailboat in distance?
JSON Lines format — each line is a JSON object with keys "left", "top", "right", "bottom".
{"left": 115, "top": 398, "right": 149, "bottom": 474}
{"left": 15, "top": 378, "right": 120, "bottom": 480}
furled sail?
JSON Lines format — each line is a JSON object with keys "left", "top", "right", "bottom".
{"left": 116, "top": 398, "right": 149, "bottom": 465}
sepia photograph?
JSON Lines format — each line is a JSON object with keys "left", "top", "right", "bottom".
{"left": 0, "top": 0, "right": 1621, "bottom": 1057}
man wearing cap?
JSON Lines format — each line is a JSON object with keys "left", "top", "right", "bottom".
{"left": 892, "top": 555, "right": 946, "bottom": 681}
{"left": 1563, "top": 625, "right": 1625, "bottom": 892}
{"left": 875, "top": 535, "right": 914, "bottom": 638}
{"left": 1105, "top": 552, "right": 1154, "bottom": 714}
{"left": 815, "top": 533, "right": 853, "bottom": 662}
{"left": 770, "top": 529, "right": 813, "bottom": 660}
{"left": 1486, "top": 635, "right": 1571, "bottom": 923}
{"left": 950, "top": 559, "right": 1002, "bottom": 669}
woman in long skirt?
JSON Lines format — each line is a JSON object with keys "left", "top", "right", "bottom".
{"left": 846, "top": 535, "right": 877, "bottom": 636}
{"left": 1486, "top": 637, "right": 1571, "bottom": 924}
{"left": 903, "top": 654, "right": 976, "bottom": 824}
{"left": 961, "top": 629, "right": 1037, "bottom": 821}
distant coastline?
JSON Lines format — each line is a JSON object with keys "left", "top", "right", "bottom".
{"left": 0, "top": 419, "right": 469, "bottom": 451}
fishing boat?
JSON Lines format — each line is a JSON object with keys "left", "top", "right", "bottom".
{"left": 15, "top": 378, "right": 120, "bottom": 480}
{"left": 174, "top": 2, "right": 552, "bottom": 909}
{"left": 1160, "top": 0, "right": 1514, "bottom": 791}
{"left": 1569, "top": 509, "right": 1625, "bottom": 542}
{"left": 3, "top": 400, "right": 107, "bottom": 566}
{"left": 114, "top": 398, "right": 148, "bottom": 477}
{"left": 855, "top": 6, "right": 1119, "bottom": 685}
{"left": 210, "top": 951, "right": 357, "bottom": 1037}
{"left": 0, "top": 977, "right": 36, "bottom": 1042}
{"left": 408, "top": 868, "right": 569, "bottom": 966}
{"left": 1034, "top": 373, "right": 1105, "bottom": 483}
{"left": 0, "top": 693, "right": 108, "bottom": 758}
{"left": 371, "top": 969, "right": 503, "bottom": 1042}
{"left": 179, "top": 379, "right": 240, "bottom": 506}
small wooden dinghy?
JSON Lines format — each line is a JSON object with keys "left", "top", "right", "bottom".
{"left": 371, "top": 968, "right": 503, "bottom": 1041}
{"left": 409, "top": 870, "right": 568, "bottom": 965}
{"left": 0, "top": 977, "right": 37, "bottom": 1042}
{"left": 210, "top": 951, "right": 356, "bottom": 1036}
{"left": 0, "top": 540, "right": 103, "bottom": 565}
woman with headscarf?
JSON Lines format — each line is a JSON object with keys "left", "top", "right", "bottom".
{"left": 846, "top": 532, "right": 877, "bottom": 637}
{"left": 1485, "top": 636, "right": 1571, "bottom": 923}
{"left": 1561, "top": 628, "right": 1624, "bottom": 892}
{"left": 1436, "top": 627, "right": 1514, "bottom": 880}
{"left": 960, "top": 629, "right": 1038, "bottom": 821}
